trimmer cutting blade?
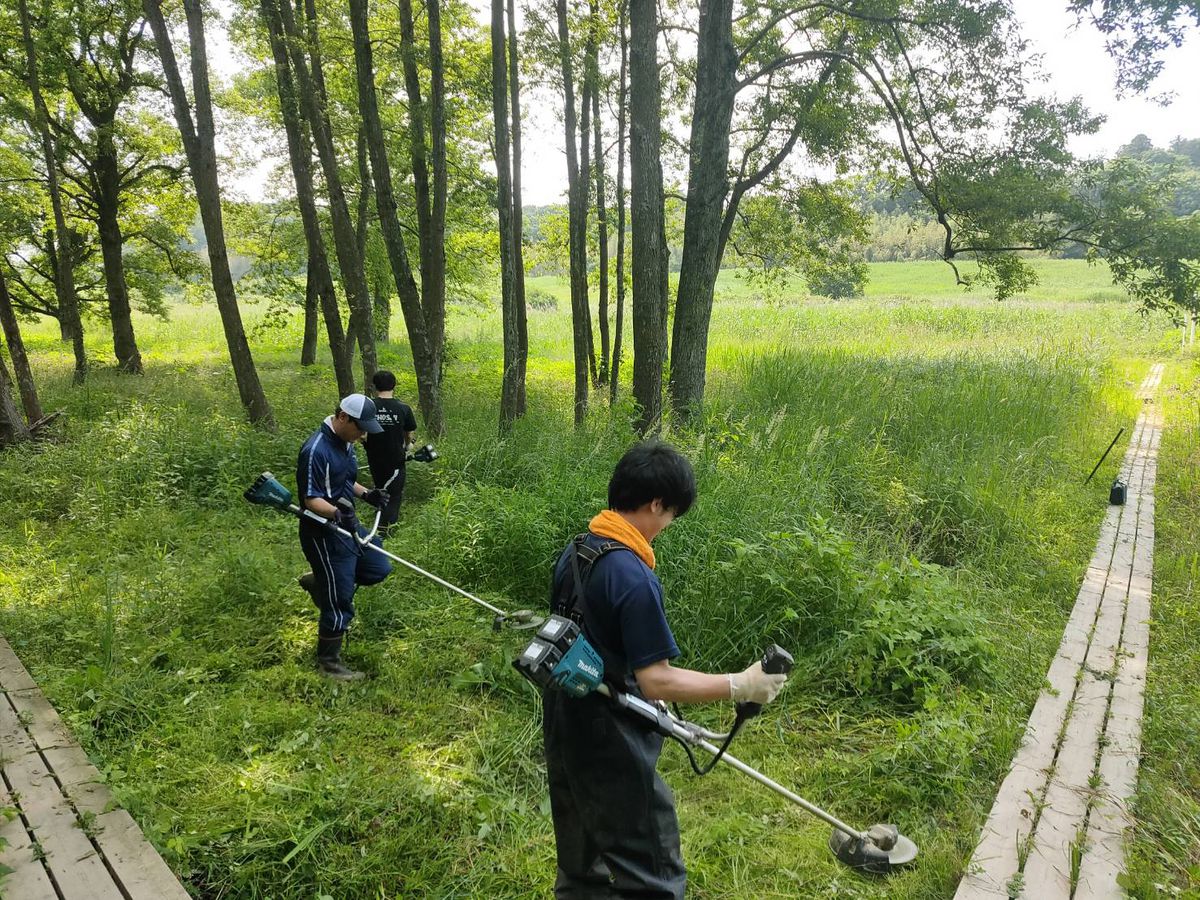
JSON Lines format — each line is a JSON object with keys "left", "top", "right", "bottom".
{"left": 829, "top": 824, "right": 919, "bottom": 874}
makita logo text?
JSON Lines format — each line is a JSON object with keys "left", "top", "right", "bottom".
{"left": 575, "top": 661, "right": 600, "bottom": 678}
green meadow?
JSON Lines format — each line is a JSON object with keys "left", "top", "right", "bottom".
{"left": 0, "top": 259, "right": 1195, "bottom": 897}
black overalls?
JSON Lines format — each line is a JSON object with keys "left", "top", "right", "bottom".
{"left": 543, "top": 536, "right": 687, "bottom": 900}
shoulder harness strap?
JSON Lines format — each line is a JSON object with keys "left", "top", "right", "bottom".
{"left": 557, "top": 534, "right": 628, "bottom": 623}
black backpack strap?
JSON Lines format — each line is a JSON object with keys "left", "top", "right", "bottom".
{"left": 556, "top": 535, "right": 628, "bottom": 623}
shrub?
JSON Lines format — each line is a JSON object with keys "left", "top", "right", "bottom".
{"left": 822, "top": 556, "right": 993, "bottom": 708}
{"left": 525, "top": 288, "right": 558, "bottom": 311}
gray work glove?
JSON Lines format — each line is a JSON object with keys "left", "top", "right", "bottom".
{"left": 729, "top": 661, "right": 788, "bottom": 705}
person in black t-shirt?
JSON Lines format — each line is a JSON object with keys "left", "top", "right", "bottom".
{"left": 542, "top": 442, "right": 788, "bottom": 899}
{"left": 364, "top": 370, "right": 417, "bottom": 532}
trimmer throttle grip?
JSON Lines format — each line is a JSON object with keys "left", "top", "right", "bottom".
{"left": 735, "top": 644, "right": 793, "bottom": 720}
{"left": 761, "top": 644, "right": 794, "bottom": 675}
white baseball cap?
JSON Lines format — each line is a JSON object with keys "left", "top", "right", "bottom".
{"left": 338, "top": 393, "right": 384, "bottom": 434}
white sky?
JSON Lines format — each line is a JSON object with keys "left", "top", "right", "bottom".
{"left": 209, "top": 0, "right": 1200, "bottom": 206}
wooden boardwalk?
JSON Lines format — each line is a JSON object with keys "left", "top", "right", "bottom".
{"left": 0, "top": 638, "right": 189, "bottom": 900}
{"left": 955, "top": 363, "right": 1163, "bottom": 900}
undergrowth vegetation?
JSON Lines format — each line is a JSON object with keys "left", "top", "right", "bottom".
{"left": 0, "top": 263, "right": 1182, "bottom": 898}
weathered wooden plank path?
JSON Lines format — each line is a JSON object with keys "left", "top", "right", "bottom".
{"left": 0, "top": 638, "right": 189, "bottom": 899}
{"left": 955, "top": 363, "right": 1163, "bottom": 900}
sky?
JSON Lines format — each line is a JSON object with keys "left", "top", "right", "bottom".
{"left": 210, "top": 0, "right": 1200, "bottom": 206}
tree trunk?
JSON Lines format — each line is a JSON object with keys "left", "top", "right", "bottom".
{"left": 18, "top": 0, "right": 86, "bottom": 382}
{"left": 668, "top": 0, "right": 735, "bottom": 419}
{"left": 397, "top": 0, "right": 448, "bottom": 423}
{"left": 493, "top": 0, "right": 520, "bottom": 431}
{"left": 590, "top": 0, "right": 610, "bottom": 388}
{"left": 0, "top": 266, "right": 42, "bottom": 423}
{"left": 301, "top": 266, "right": 319, "bottom": 365}
{"left": 579, "top": 36, "right": 597, "bottom": 389}
{"left": 556, "top": 0, "right": 590, "bottom": 425}
{"left": 259, "top": 0, "right": 353, "bottom": 395}
{"left": 611, "top": 0, "right": 627, "bottom": 405}
{"left": 348, "top": 0, "right": 443, "bottom": 434}
{"left": 428, "top": 0, "right": 448, "bottom": 381}
{"left": 275, "top": 0, "right": 377, "bottom": 387}
{"left": 96, "top": 129, "right": 144, "bottom": 374}
{"left": 0, "top": 355, "right": 30, "bottom": 447}
{"left": 629, "top": 0, "right": 668, "bottom": 433}
{"left": 507, "top": 0, "right": 528, "bottom": 416}
{"left": 144, "top": 0, "right": 275, "bottom": 429}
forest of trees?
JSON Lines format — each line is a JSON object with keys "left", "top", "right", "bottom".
{"left": 0, "top": 0, "right": 1197, "bottom": 444}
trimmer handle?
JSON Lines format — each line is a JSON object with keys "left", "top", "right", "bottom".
{"left": 736, "top": 644, "right": 794, "bottom": 720}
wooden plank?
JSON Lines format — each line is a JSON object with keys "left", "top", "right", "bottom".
{"left": 0, "top": 693, "right": 39, "bottom": 765}
{"left": 955, "top": 405, "right": 1153, "bottom": 899}
{"left": 1019, "top": 574, "right": 1130, "bottom": 896}
{"left": 955, "top": 588, "right": 1104, "bottom": 897}
{"left": 6, "top": 690, "right": 74, "bottom": 752}
{"left": 41, "top": 746, "right": 116, "bottom": 818}
{"left": 0, "top": 640, "right": 36, "bottom": 694}
{"left": 92, "top": 810, "right": 189, "bottom": 900}
{"left": 0, "top": 784, "right": 58, "bottom": 900}
{"left": 1074, "top": 411, "right": 1160, "bottom": 900}
{"left": 1, "top": 751, "right": 123, "bottom": 900}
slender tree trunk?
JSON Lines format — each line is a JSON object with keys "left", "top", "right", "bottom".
{"left": 611, "top": 0, "right": 627, "bottom": 405}
{"left": 668, "top": 0, "right": 735, "bottom": 419}
{"left": 259, "top": 0, "right": 353, "bottom": 395}
{"left": 301, "top": 266, "right": 319, "bottom": 365}
{"left": 0, "top": 355, "right": 30, "bottom": 447}
{"left": 397, "top": 0, "right": 449, "bottom": 411}
{"left": 493, "top": 0, "right": 520, "bottom": 431}
{"left": 397, "top": 0, "right": 434, "bottom": 294}
{"left": 427, "top": 0, "right": 448, "bottom": 378}
{"left": 629, "top": 0, "right": 668, "bottom": 433}
{"left": 0, "top": 267, "right": 42, "bottom": 423}
{"left": 589, "top": 0, "right": 609, "bottom": 387}
{"left": 353, "top": 126, "right": 391, "bottom": 345}
{"left": 579, "top": 35, "right": 597, "bottom": 388}
{"left": 144, "top": 0, "right": 275, "bottom": 429}
{"left": 556, "top": 0, "right": 590, "bottom": 425}
{"left": 18, "top": 0, "right": 86, "bottom": 382}
{"left": 96, "top": 131, "right": 144, "bottom": 374}
{"left": 275, "top": 0, "right": 377, "bottom": 387}
{"left": 506, "top": 0, "right": 528, "bottom": 416}
{"left": 347, "top": 0, "right": 444, "bottom": 434}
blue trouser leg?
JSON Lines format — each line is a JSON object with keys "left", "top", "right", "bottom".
{"left": 355, "top": 527, "right": 391, "bottom": 585}
{"left": 300, "top": 525, "right": 391, "bottom": 634}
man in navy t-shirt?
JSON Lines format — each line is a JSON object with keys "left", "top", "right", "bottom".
{"left": 543, "top": 442, "right": 788, "bottom": 898}
{"left": 296, "top": 393, "right": 392, "bottom": 680}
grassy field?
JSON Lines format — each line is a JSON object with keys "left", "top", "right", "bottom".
{"left": 0, "top": 259, "right": 1192, "bottom": 898}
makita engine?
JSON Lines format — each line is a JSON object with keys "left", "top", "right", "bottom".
{"left": 513, "top": 615, "right": 605, "bottom": 697}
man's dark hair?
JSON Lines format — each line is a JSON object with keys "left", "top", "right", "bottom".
{"left": 372, "top": 370, "right": 397, "bottom": 392}
{"left": 607, "top": 442, "right": 696, "bottom": 516}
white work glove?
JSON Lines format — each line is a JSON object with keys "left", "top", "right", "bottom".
{"left": 729, "top": 661, "right": 788, "bottom": 704}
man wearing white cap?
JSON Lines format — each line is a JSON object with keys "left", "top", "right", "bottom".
{"left": 295, "top": 394, "right": 392, "bottom": 680}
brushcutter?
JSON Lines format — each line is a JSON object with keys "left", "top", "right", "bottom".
{"left": 244, "top": 471, "right": 919, "bottom": 875}
{"left": 407, "top": 443, "right": 438, "bottom": 463}
{"left": 244, "top": 471, "right": 541, "bottom": 630}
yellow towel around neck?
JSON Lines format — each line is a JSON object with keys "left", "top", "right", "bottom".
{"left": 588, "top": 509, "right": 656, "bottom": 570}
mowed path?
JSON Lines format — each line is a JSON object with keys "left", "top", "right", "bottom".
{"left": 956, "top": 363, "right": 1164, "bottom": 899}
{"left": 0, "top": 639, "right": 189, "bottom": 899}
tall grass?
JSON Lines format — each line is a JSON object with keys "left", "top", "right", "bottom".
{"left": 0, "top": 260, "right": 1180, "bottom": 898}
